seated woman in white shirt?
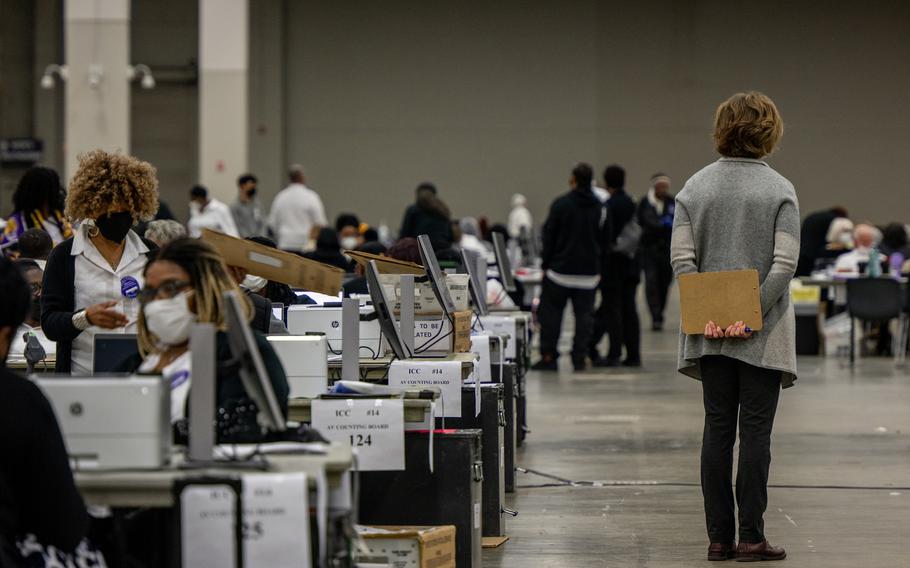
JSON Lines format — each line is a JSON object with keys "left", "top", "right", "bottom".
{"left": 133, "top": 238, "right": 289, "bottom": 440}
{"left": 41, "top": 150, "right": 160, "bottom": 374}
{"left": 8, "top": 260, "right": 55, "bottom": 366}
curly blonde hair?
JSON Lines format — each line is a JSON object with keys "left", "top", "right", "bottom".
{"left": 65, "top": 150, "right": 160, "bottom": 223}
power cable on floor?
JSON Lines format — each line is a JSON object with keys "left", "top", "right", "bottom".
{"left": 516, "top": 467, "right": 910, "bottom": 492}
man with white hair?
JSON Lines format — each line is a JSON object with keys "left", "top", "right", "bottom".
{"left": 834, "top": 223, "right": 880, "bottom": 275}
{"left": 267, "top": 164, "right": 327, "bottom": 252}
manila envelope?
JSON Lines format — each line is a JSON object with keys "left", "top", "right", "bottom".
{"left": 678, "top": 269, "right": 763, "bottom": 335}
{"left": 201, "top": 229, "right": 345, "bottom": 295}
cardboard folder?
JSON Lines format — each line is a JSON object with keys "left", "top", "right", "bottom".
{"left": 201, "top": 229, "right": 345, "bottom": 295}
{"left": 345, "top": 249, "right": 426, "bottom": 276}
{"left": 678, "top": 269, "right": 763, "bottom": 335}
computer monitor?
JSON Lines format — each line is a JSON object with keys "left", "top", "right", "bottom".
{"left": 492, "top": 232, "right": 517, "bottom": 293}
{"left": 461, "top": 249, "right": 489, "bottom": 316}
{"left": 417, "top": 234, "right": 456, "bottom": 316}
{"left": 92, "top": 333, "right": 140, "bottom": 373}
{"left": 223, "top": 291, "right": 285, "bottom": 432}
{"left": 365, "top": 260, "right": 410, "bottom": 360}
{"left": 271, "top": 302, "right": 285, "bottom": 323}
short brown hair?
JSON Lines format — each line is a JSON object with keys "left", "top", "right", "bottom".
{"left": 713, "top": 92, "right": 783, "bottom": 159}
{"left": 65, "top": 149, "right": 159, "bottom": 223}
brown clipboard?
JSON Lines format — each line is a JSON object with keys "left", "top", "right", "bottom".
{"left": 201, "top": 229, "right": 345, "bottom": 295}
{"left": 678, "top": 269, "right": 763, "bottom": 335}
{"left": 345, "top": 249, "right": 426, "bottom": 276}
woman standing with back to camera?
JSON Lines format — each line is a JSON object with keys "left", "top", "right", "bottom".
{"left": 671, "top": 92, "right": 798, "bottom": 562}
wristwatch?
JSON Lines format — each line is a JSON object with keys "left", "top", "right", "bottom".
{"left": 72, "top": 310, "right": 90, "bottom": 331}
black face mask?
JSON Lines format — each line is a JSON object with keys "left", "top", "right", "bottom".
{"left": 96, "top": 211, "right": 133, "bottom": 243}
{"left": 247, "top": 187, "right": 257, "bottom": 198}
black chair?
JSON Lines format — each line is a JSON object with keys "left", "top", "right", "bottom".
{"left": 897, "top": 280, "right": 910, "bottom": 365}
{"left": 845, "top": 278, "right": 903, "bottom": 365}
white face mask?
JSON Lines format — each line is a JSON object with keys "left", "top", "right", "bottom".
{"left": 838, "top": 233, "right": 853, "bottom": 246}
{"left": 241, "top": 274, "right": 268, "bottom": 293}
{"left": 340, "top": 236, "right": 359, "bottom": 251}
{"left": 144, "top": 292, "right": 195, "bottom": 346}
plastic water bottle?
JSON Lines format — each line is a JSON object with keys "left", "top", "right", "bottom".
{"left": 868, "top": 247, "right": 881, "bottom": 278}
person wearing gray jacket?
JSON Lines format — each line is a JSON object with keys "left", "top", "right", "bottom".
{"left": 671, "top": 92, "right": 797, "bottom": 563}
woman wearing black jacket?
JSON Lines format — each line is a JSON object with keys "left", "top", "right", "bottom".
{"left": 41, "top": 150, "right": 160, "bottom": 373}
{"left": 398, "top": 182, "right": 454, "bottom": 251}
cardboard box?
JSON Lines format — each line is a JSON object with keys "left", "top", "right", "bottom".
{"left": 358, "top": 525, "right": 456, "bottom": 568}
{"left": 413, "top": 311, "right": 472, "bottom": 354}
{"left": 348, "top": 249, "right": 425, "bottom": 275}
{"left": 379, "top": 274, "right": 471, "bottom": 315}
{"left": 201, "top": 229, "right": 345, "bottom": 295}
{"left": 453, "top": 310, "right": 472, "bottom": 353}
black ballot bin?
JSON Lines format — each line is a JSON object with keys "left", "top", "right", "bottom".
{"left": 437, "top": 384, "right": 508, "bottom": 537}
{"left": 359, "top": 430, "right": 483, "bottom": 568}
{"left": 491, "top": 361, "right": 518, "bottom": 493}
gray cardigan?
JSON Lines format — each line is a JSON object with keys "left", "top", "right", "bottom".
{"left": 670, "top": 158, "right": 800, "bottom": 388}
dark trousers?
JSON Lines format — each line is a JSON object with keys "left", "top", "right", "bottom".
{"left": 700, "top": 355, "right": 781, "bottom": 544}
{"left": 590, "top": 276, "right": 641, "bottom": 361}
{"left": 537, "top": 277, "right": 596, "bottom": 362}
{"left": 641, "top": 248, "right": 673, "bottom": 325}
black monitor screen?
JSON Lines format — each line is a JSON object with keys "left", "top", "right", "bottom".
{"left": 417, "top": 234, "right": 457, "bottom": 316}
{"left": 92, "top": 334, "right": 139, "bottom": 373}
{"left": 492, "top": 232, "right": 517, "bottom": 292}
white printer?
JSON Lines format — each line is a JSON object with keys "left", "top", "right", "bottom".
{"left": 286, "top": 305, "right": 383, "bottom": 357}
{"left": 266, "top": 334, "right": 329, "bottom": 398}
{"left": 35, "top": 376, "right": 171, "bottom": 469}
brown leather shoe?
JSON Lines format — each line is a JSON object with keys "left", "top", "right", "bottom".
{"left": 708, "top": 542, "right": 737, "bottom": 561}
{"left": 736, "top": 540, "right": 786, "bottom": 562}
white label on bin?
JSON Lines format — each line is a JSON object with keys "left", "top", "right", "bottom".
{"left": 478, "top": 316, "right": 517, "bottom": 359}
{"left": 243, "top": 473, "right": 311, "bottom": 567}
{"left": 389, "top": 360, "right": 462, "bottom": 418}
{"left": 474, "top": 502, "right": 481, "bottom": 529}
{"left": 469, "top": 335, "right": 493, "bottom": 383}
{"left": 311, "top": 399, "right": 405, "bottom": 471}
{"left": 180, "top": 485, "right": 239, "bottom": 567}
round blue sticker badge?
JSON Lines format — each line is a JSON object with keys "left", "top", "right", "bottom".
{"left": 121, "top": 276, "right": 140, "bottom": 299}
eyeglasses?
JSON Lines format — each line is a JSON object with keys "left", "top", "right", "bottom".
{"left": 29, "top": 283, "right": 42, "bottom": 295}
{"left": 139, "top": 280, "right": 192, "bottom": 304}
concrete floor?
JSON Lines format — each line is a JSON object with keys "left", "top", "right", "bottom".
{"left": 483, "top": 292, "right": 910, "bottom": 567}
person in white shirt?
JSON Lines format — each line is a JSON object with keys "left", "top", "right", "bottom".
{"left": 187, "top": 185, "right": 240, "bottom": 238}
{"left": 507, "top": 194, "right": 534, "bottom": 239}
{"left": 267, "top": 164, "right": 327, "bottom": 252}
{"left": 41, "top": 150, "right": 160, "bottom": 374}
{"left": 8, "top": 260, "right": 56, "bottom": 365}
{"left": 834, "top": 223, "right": 879, "bottom": 275}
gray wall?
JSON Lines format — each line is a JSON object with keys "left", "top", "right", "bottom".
{"left": 282, "top": 0, "right": 910, "bottom": 230}
{"left": 131, "top": 0, "right": 199, "bottom": 223}
{"left": 3, "top": 0, "right": 909, "bottom": 229}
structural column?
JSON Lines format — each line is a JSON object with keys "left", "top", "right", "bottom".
{"left": 64, "top": 0, "right": 130, "bottom": 180}
{"left": 199, "top": 0, "right": 248, "bottom": 203}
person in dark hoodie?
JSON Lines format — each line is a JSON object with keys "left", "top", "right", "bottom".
{"left": 532, "top": 163, "right": 612, "bottom": 372}
{"left": 591, "top": 164, "right": 642, "bottom": 367}
{"left": 399, "top": 182, "right": 454, "bottom": 251}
